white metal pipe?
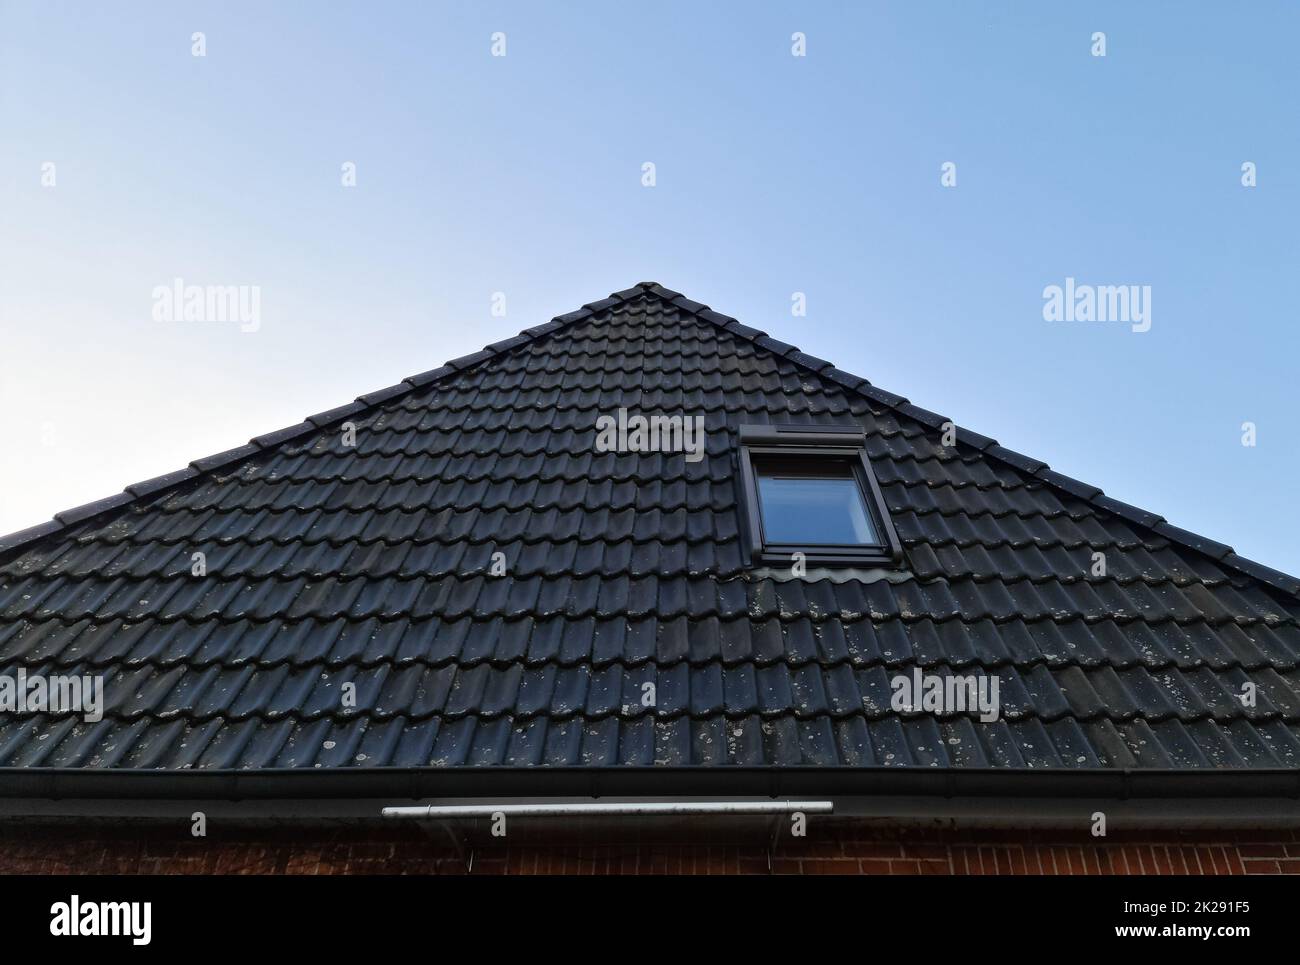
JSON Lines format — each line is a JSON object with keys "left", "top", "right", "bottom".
{"left": 381, "top": 800, "right": 833, "bottom": 820}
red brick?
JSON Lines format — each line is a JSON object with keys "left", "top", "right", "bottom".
{"left": 1242, "top": 859, "right": 1281, "bottom": 874}
{"left": 854, "top": 858, "right": 892, "bottom": 874}
{"left": 1241, "top": 844, "right": 1290, "bottom": 858}
{"left": 1205, "top": 847, "right": 1228, "bottom": 875}
{"left": 789, "top": 859, "right": 852, "bottom": 875}
{"left": 1005, "top": 847, "right": 1028, "bottom": 875}
{"left": 843, "top": 842, "right": 904, "bottom": 859}
{"left": 888, "top": 860, "right": 925, "bottom": 875}
{"left": 902, "top": 844, "right": 949, "bottom": 860}
{"left": 7, "top": 826, "right": 1300, "bottom": 876}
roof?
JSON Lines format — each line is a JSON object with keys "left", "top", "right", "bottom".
{"left": 2, "top": 282, "right": 1300, "bottom": 790}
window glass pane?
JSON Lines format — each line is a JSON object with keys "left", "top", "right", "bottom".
{"left": 756, "top": 470, "right": 879, "bottom": 545}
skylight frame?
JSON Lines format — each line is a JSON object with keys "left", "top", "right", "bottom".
{"left": 737, "top": 424, "right": 903, "bottom": 568}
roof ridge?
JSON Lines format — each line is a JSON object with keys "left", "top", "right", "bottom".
{"left": 0, "top": 283, "right": 660, "bottom": 561}
{"left": 634, "top": 283, "right": 1300, "bottom": 600}
{"left": 4, "top": 280, "right": 1298, "bottom": 601}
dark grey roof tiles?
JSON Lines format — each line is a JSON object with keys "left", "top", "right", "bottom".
{"left": 1, "top": 283, "right": 1298, "bottom": 774}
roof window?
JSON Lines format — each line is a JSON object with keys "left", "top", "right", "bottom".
{"left": 737, "top": 425, "right": 901, "bottom": 567}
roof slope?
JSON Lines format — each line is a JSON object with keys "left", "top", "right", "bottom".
{"left": 2, "top": 282, "right": 1299, "bottom": 776}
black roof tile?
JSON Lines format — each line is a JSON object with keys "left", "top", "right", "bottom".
{"left": 250, "top": 422, "right": 318, "bottom": 449}
{"left": 1154, "top": 522, "right": 1233, "bottom": 561}
{"left": 125, "top": 467, "right": 201, "bottom": 500}
{"left": 53, "top": 493, "right": 135, "bottom": 527}
{"left": 188, "top": 443, "right": 261, "bottom": 474}
{"left": 1, "top": 283, "right": 1298, "bottom": 779}
{"left": 984, "top": 444, "right": 1047, "bottom": 475}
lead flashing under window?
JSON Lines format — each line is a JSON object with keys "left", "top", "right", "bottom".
{"left": 737, "top": 424, "right": 903, "bottom": 568}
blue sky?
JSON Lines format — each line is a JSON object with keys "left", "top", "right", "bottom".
{"left": 2, "top": 2, "right": 1298, "bottom": 574}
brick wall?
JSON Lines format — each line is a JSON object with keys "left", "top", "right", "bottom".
{"left": 2, "top": 825, "right": 1298, "bottom": 874}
